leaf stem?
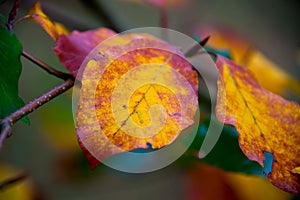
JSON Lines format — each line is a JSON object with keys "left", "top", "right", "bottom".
{"left": 0, "top": 78, "right": 75, "bottom": 150}
{"left": 22, "top": 51, "right": 72, "bottom": 80}
{"left": 12, "top": 14, "right": 32, "bottom": 27}
{"left": 0, "top": 172, "right": 28, "bottom": 190}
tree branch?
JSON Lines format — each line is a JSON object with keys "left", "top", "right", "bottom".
{"left": 7, "top": 0, "right": 21, "bottom": 31}
{"left": 0, "top": 78, "right": 75, "bottom": 150}
{"left": 22, "top": 51, "right": 72, "bottom": 80}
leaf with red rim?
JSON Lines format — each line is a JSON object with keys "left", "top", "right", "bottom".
{"left": 76, "top": 33, "right": 198, "bottom": 168}
{"left": 53, "top": 28, "right": 116, "bottom": 77}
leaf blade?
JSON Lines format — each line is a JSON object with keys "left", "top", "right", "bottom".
{"left": 0, "top": 26, "right": 27, "bottom": 123}
{"left": 215, "top": 55, "right": 300, "bottom": 194}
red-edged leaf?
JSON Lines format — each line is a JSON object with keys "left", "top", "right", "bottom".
{"left": 76, "top": 33, "right": 198, "bottom": 168}
{"left": 53, "top": 28, "right": 116, "bottom": 77}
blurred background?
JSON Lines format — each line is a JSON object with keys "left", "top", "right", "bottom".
{"left": 0, "top": 0, "right": 299, "bottom": 199}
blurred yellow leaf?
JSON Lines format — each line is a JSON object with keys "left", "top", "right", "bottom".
{"left": 28, "top": 1, "right": 69, "bottom": 41}
{"left": 226, "top": 172, "right": 292, "bottom": 200}
{"left": 198, "top": 26, "right": 300, "bottom": 96}
{"left": 0, "top": 164, "right": 36, "bottom": 200}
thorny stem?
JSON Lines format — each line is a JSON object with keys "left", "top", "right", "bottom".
{"left": 0, "top": 172, "right": 28, "bottom": 190}
{"left": 0, "top": 78, "right": 75, "bottom": 150}
{"left": 22, "top": 51, "right": 72, "bottom": 80}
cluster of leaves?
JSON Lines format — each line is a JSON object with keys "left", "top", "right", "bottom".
{"left": 0, "top": 0, "right": 299, "bottom": 197}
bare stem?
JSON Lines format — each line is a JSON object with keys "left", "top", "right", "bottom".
{"left": 0, "top": 78, "right": 75, "bottom": 150}
{"left": 0, "top": 172, "right": 28, "bottom": 190}
{"left": 22, "top": 51, "right": 72, "bottom": 80}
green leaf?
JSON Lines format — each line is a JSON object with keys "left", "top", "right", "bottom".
{"left": 189, "top": 118, "right": 265, "bottom": 176}
{"left": 0, "top": 26, "right": 28, "bottom": 123}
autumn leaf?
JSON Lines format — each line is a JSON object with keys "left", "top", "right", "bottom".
{"left": 215, "top": 55, "right": 300, "bottom": 194}
{"left": 197, "top": 25, "right": 300, "bottom": 96}
{"left": 0, "top": 164, "right": 37, "bottom": 200}
{"left": 28, "top": 1, "right": 68, "bottom": 41}
{"left": 53, "top": 28, "right": 116, "bottom": 77}
{"left": 27, "top": 1, "right": 116, "bottom": 77}
{"left": 76, "top": 33, "right": 198, "bottom": 168}
{"left": 225, "top": 172, "right": 292, "bottom": 200}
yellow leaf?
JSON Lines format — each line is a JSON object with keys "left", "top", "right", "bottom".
{"left": 0, "top": 164, "right": 36, "bottom": 200}
{"left": 216, "top": 55, "right": 300, "bottom": 194}
{"left": 226, "top": 172, "right": 292, "bottom": 200}
{"left": 28, "top": 1, "right": 69, "bottom": 41}
{"left": 76, "top": 33, "right": 198, "bottom": 167}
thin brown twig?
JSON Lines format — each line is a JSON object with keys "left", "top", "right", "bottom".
{"left": 7, "top": 0, "right": 21, "bottom": 31}
{"left": 0, "top": 172, "right": 28, "bottom": 190}
{"left": 22, "top": 51, "right": 72, "bottom": 80}
{"left": 159, "top": 8, "right": 168, "bottom": 28}
{"left": 0, "top": 78, "right": 75, "bottom": 150}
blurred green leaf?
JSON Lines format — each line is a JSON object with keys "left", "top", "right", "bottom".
{"left": 0, "top": 26, "right": 28, "bottom": 123}
{"left": 189, "top": 118, "right": 265, "bottom": 176}
{"left": 205, "top": 46, "right": 232, "bottom": 59}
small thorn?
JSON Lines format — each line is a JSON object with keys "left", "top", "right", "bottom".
{"left": 199, "top": 35, "right": 210, "bottom": 47}
{"left": 184, "top": 35, "right": 211, "bottom": 57}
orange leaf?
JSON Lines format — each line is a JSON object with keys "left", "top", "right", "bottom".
{"left": 76, "top": 33, "right": 198, "bottom": 168}
{"left": 215, "top": 55, "right": 300, "bottom": 194}
{"left": 28, "top": 1, "right": 68, "bottom": 41}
